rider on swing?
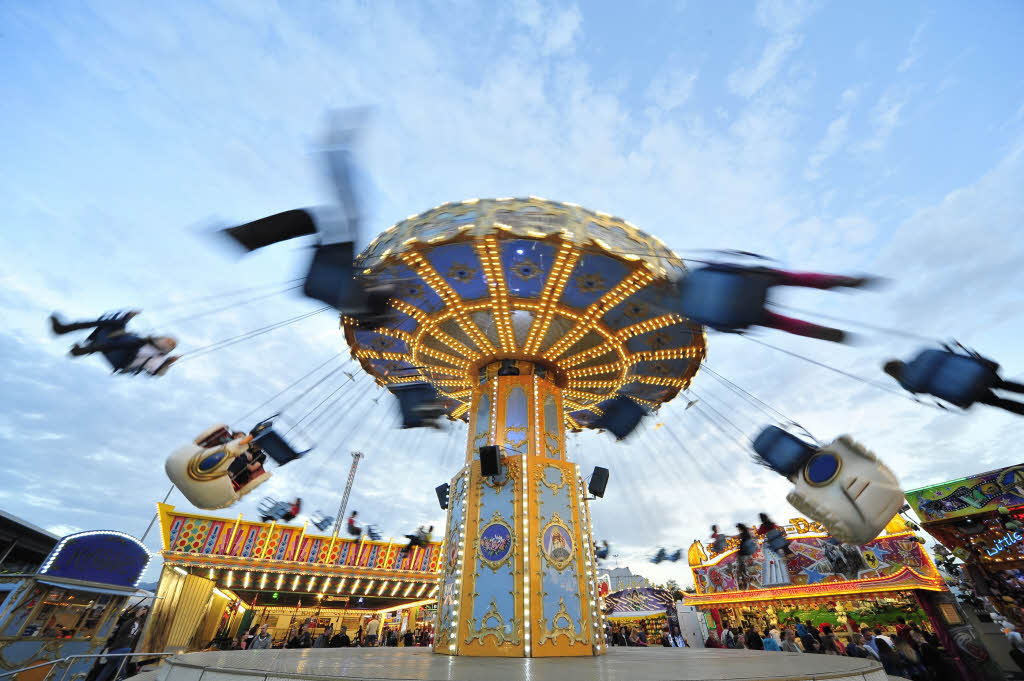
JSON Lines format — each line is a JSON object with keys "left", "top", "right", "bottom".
{"left": 346, "top": 511, "right": 362, "bottom": 537}
{"left": 50, "top": 310, "right": 179, "bottom": 376}
{"left": 401, "top": 526, "right": 433, "bottom": 555}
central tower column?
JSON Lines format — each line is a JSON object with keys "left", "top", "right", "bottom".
{"left": 434, "top": 360, "right": 606, "bottom": 657}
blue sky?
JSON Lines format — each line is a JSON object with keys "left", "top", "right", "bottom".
{"left": 2, "top": 0, "right": 1023, "bottom": 586}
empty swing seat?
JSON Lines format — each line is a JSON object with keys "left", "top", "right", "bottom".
{"left": 677, "top": 266, "right": 770, "bottom": 331}
{"left": 258, "top": 498, "right": 292, "bottom": 520}
{"left": 594, "top": 395, "right": 646, "bottom": 440}
{"left": 250, "top": 417, "right": 310, "bottom": 465}
{"left": 311, "top": 514, "right": 334, "bottom": 532}
{"left": 902, "top": 350, "right": 997, "bottom": 408}
{"left": 753, "top": 425, "right": 817, "bottom": 478}
{"left": 391, "top": 383, "right": 445, "bottom": 428}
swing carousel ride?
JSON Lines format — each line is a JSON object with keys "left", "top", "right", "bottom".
{"left": 341, "top": 197, "right": 705, "bottom": 656}
{"left": 123, "top": 118, "right": 1019, "bottom": 663}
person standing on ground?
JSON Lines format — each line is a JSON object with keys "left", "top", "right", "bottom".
{"left": 250, "top": 625, "right": 273, "bottom": 650}
{"left": 1004, "top": 627, "right": 1024, "bottom": 672}
{"left": 364, "top": 617, "right": 380, "bottom": 646}
{"left": 94, "top": 607, "right": 148, "bottom": 681}
{"left": 781, "top": 629, "right": 801, "bottom": 653}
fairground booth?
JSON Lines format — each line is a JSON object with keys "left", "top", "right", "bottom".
{"left": 906, "top": 463, "right": 1024, "bottom": 678}
{"left": 683, "top": 516, "right": 969, "bottom": 654}
{"left": 0, "top": 529, "right": 152, "bottom": 681}
{"left": 602, "top": 586, "right": 676, "bottom": 644}
{"left": 142, "top": 504, "right": 442, "bottom": 652}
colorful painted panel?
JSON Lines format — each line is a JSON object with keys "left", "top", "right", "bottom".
{"left": 692, "top": 533, "right": 935, "bottom": 595}
{"left": 604, "top": 587, "right": 675, "bottom": 615}
{"left": 160, "top": 507, "right": 440, "bottom": 573}
{"left": 906, "top": 463, "right": 1024, "bottom": 522}
{"left": 467, "top": 456, "right": 519, "bottom": 648}
{"left": 504, "top": 386, "right": 528, "bottom": 454}
{"left": 534, "top": 463, "right": 588, "bottom": 650}
{"left": 543, "top": 395, "right": 560, "bottom": 460}
{"left": 437, "top": 471, "right": 469, "bottom": 649}
{"left": 473, "top": 392, "right": 490, "bottom": 457}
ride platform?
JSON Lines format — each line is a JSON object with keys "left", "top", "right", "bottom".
{"left": 154, "top": 647, "right": 888, "bottom": 681}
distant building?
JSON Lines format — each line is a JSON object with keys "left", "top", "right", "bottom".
{"left": 0, "top": 509, "right": 59, "bottom": 574}
{"left": 598, "top": 566, "right": 651, "bottom": 593}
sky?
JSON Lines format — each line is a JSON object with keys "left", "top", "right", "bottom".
{"left": 1, "top": 0, "right": 1023, "bottom": 588}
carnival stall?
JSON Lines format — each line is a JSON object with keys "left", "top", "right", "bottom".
{"left": 684, "top": 516, "right": 958, "bottom": 650}
{"left": 603, "top": 586, "right": 676, "bottom": 645}
{"left": 0, "top": 531, "right": 152, "bottom": 681}
{"left": 906, "top": 463, "right": 1024, "bottom": 678}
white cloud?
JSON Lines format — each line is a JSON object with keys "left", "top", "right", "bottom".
{"left": 646, "top": 68, "right": 699, "bottom": 114}
{"left": 728, "top": 34, "right": 802, "bottom": 98}
{"left": 48, "top": 523, "right": 84, "bottom": 537}
{"left": 898, "top": 23, "right": 925, "bottom": 73}
{"left": 805, "top": 86, "right": 860, "bottom": 180}
{"left": 856, "top": 88, "right": 908, "bottom": 153}
{"left": 755, "top": 0, "right": 819, "bottom": 33}
{"left": 543, "top": 5, "right": 582, "bottom": 55}
{"left": 728, "top": 0, "right": 818, "bottom": 98}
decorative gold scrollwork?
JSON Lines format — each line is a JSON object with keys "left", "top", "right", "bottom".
{"left": 536, "top": 597, "right": 589, "bottom": 646}
{"left": 535, "top": 464, "right": 568, "bottom": 492}
{"left": 465, "top": 598, "right": 521, "bottom": 646}
{"left": 538, "top": 512, "right": 576, "bottom": 572}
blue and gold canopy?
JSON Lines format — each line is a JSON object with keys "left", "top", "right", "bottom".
{"left": 342, "top": 197, "right": 707, "bottom": 429}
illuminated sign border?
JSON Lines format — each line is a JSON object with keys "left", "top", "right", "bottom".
{"left": 39, "top": 530, "right": 152, "bottom": 588}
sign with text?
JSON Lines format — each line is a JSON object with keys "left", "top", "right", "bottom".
{"left": 906, "top": 464, "right": 1024, "bottom": 523}
{"left": 40, "top": 531, "right": 149, "bottom": 588}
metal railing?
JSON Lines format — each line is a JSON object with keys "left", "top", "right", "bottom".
{"left": 0, "top": 651, "right": 175, "bottom": 681}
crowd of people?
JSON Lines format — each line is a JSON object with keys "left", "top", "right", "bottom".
{"left": 703, "top": 617, "right": 958, "bottom": 680}
{"left": 229, "top": 619, "right": 435, "bottom": 650}
{"left": 605, "top": 620, "right": 689, "bottom": 647}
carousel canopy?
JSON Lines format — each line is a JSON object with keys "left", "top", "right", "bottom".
{"left": 343, "top": 197, "right": 707, "bottom": 428}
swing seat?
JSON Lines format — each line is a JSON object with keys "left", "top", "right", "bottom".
{"left": 752, "top": 426, "right": 816, "bottom": 478}
{"left": 250, "top": 417, "right": 310, "bottom": 465}
{"left": 303, "top": 242, "right": 396, "bottom": 329}
{"left": 593, "top": 396, "right": 646, "bottom": 440}
{"left": 785, "top": 435, "right": 904, "bottom": 545}
{"left": 195, "top": 425, "right": 236, "bottom": 448}
{"left": 311, "top": 514, "right": 334, "bottom": 532}
{"left": 366, "top": 525, "right": 381, "bottom": 541}
{"left": 903, "top": 350, "right": 996, "bottom": 407}
{"left": 391, "top": 383, "right": 445, "bottom": 428}
{"left": 166, "top": 427, "right": 264, "bottom": 510}
{"left": 763, "top": 528, "right": 790, "bottom": 553}
{"left": 258, "top": 497, "right": 292, "bottom": 521}
{"left": 676, "top": 266, "right": 770, "bottom": 332}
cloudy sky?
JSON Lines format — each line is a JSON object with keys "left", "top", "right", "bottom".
{"left": 2, "top": 1, "right": 1023, "bottom": 587}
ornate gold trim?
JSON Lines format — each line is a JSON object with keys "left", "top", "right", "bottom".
{"left": 536, "top": 597, "right": 588, "bottom": 646}
{"left": 504, "top": 426, "right": 528, "bottom": 453}
{"left": 535, "top": 464, "right": 567, "bottom": 492}
{"left": 538, "top": 512, "right": 575, "bottom": 572}
{"left": 465, "top": 598, "right": 521, "bottom": 646}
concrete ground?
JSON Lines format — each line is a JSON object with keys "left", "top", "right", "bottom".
{"left": 153, "top": 647, "right": 890, "bottom": 681}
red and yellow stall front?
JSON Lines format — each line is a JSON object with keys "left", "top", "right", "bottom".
{"left": 142, "top": 504, "right": 443, "bottom": 652}
{"left": 683, "top": 516, "right": 964, "bottom": 652}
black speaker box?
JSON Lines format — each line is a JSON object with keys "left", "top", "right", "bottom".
{"left": 588, "top": 466, "right": 609, "bottom": 498}
{"left": 479, "top": 445, "right": 501, "bottom": 476}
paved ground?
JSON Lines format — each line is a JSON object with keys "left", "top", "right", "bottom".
{"left": 156, "top": 647, "right": 889, "bottom": 681}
